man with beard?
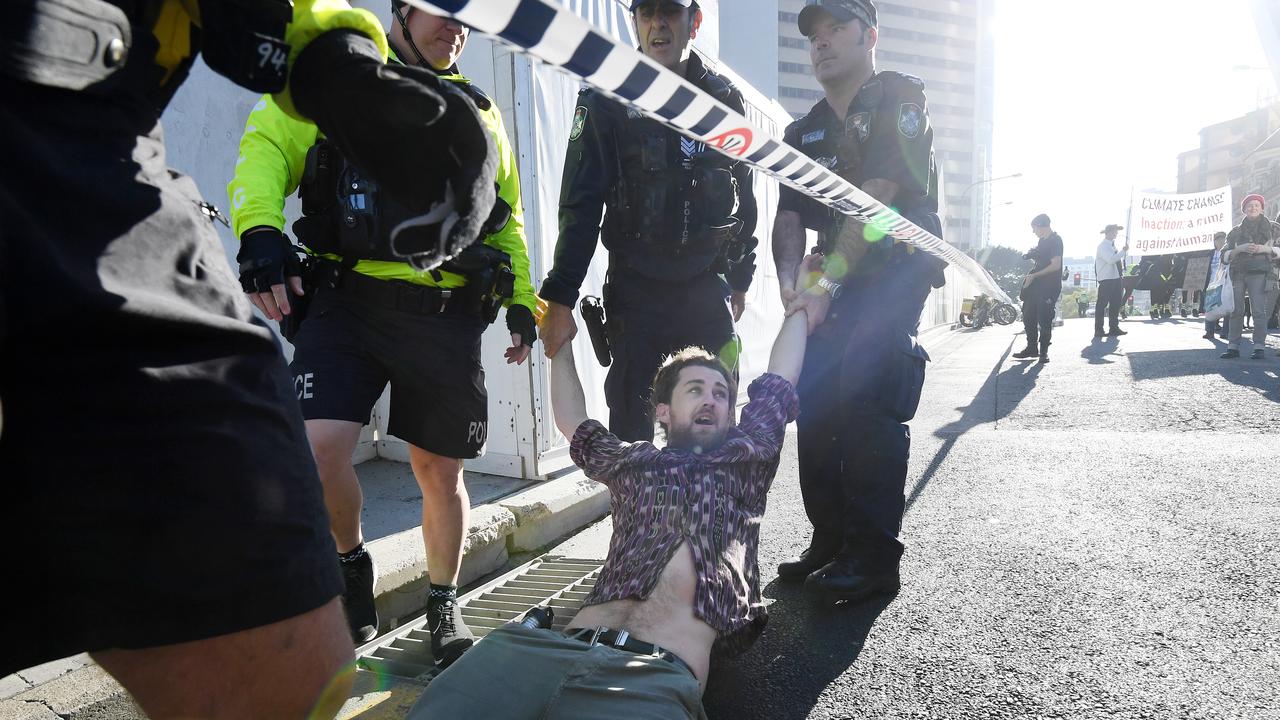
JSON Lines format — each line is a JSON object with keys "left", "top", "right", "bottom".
{"left": 408, "top": 266, "right": 816, "bottom": 719}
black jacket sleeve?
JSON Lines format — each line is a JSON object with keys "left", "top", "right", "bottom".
{"left": 540, "top": 90, "right": 617, "bottom": 308}
{"left": 725, "top": 86, "right": 758, "bottom": 293}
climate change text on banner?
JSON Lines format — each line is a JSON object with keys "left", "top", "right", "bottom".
{"left": 1130, "top": 186, "right": 1233, "bottom": 256}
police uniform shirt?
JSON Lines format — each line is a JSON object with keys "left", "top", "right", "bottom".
{"left": 541, "top": 53, "right": 758, "bottom": 308}
{"left": 777, "top": 71, "right": 938, "bottom": 235}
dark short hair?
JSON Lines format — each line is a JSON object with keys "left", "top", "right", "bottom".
{"left": 649, "top": 347, "right": 736, "bottom": 438}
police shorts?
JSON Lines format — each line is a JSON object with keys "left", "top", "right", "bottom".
{"left": 289, "top": 287, "right": 489, "bottom": 459}
{"left": 0, "top": 86, "right": 342, "bottom": 675}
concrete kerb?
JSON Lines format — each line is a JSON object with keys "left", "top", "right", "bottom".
{"left": 370, "top": 469, "right": 609, "bottom": 630}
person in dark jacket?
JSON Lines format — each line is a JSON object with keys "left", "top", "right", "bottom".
{"left": 1015, "top": 214, "right": 1063, "bottom": 362}
{"left": 1220, "top": 194, "right": 1280, "bottom": 359}
{"left": 538, "top": 0, "right": 758, "bottom": 442}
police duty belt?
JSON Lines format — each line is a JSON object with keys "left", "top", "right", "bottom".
{"left": 402, "top": 0, "right": 1012, "bottom": 306}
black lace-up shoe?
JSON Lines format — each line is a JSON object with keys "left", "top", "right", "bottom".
{"left": 428, "top": 596, "right": 475, "bottom": 668}
{"left": 778, "top": 538, "right": 840, "bottom": 580}
{"left": 805, "top": 556, "right": 901, "bottom": 604}
{"left": 1012, "top": 346, "right": 1038, "bottom": 359}
{"left": 340, "top": 551, "right": 378, "bottom": 643}
{"left": 1220, "top": 349, "right": 1240, "bottom": 359}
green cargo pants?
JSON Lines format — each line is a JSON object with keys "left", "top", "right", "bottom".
{"left": 407, "top": 623, "right": 707, "bottom": 719}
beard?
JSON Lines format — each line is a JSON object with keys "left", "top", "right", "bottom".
{"left": 666, "top": 421, "right": 730, "bottom": 454}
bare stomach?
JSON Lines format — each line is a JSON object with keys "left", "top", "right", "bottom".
{"left": 566, "top": 541, "right": 717, "bottom": 689}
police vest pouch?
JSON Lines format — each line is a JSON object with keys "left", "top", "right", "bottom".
{"left": 198, "top": 0, "right": 292, "bottom": 94}
{"left": 443, "top": 244, "right": 514, "bottom": 324}
{"left": 2, "top": 0, "right": 131, "bottom": 92}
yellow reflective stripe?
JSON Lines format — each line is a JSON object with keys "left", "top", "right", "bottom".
{"left": 151, "top": 0, "right": 193, "bottom": 86}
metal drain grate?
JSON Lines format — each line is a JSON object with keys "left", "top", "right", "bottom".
{"left": 356, "top": 555, "right": 603, "bottom": 682}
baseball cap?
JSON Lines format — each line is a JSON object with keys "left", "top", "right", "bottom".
{"left": 798, "top": 0, "right": 878, "bottom": 36}
{"left": 1031, "top": 213, "right": 1051, "bottom": 227}
{"left": 630, "top": 0, "right": 694, "bottom": 10}
{"left": 1099, "top": 224, "right": 1124, "bottom": 233}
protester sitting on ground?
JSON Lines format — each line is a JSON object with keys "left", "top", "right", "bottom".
{"left": 406, "top": 261, "right": 816, "bottom": 719}
{"left": 1220, "top": 194, "right": 1280, "bottom": 359}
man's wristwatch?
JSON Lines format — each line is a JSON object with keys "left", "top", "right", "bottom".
{"left": 816, "top": 276, "right": 843, "bottom": 299}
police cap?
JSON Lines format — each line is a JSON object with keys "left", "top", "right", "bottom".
{"left": 630, "top": 0, "right": 696, "bottom": 10}
{"left": 798, "top": 0, "right": 878, "bottom": 36}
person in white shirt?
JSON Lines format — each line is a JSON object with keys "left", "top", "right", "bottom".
{"left": 1094, "top": 224, "right": 1128, "bottom": 338}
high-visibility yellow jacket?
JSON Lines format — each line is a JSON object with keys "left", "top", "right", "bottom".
{"left": 227, "top": 51, "right": 536, "bottom": 315}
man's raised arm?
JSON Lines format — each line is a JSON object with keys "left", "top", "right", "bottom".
{"left": 550, "top": 336, "right": 591, "bottom": 440}
{"left": 768, "top": 253, "right": 822, "bottom": 387}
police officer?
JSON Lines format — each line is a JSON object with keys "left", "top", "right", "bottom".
{"left": 538, "top": 0, "right": 758, "bottom": 442}
{"left": 772, "top": 0, "right": 947, "bottom": 603}
{"left": 1, "top": 0, "right": 497, "bottom": 716}
{"left": 1015, "top": 214, "right": 1063, "bottom": 362}
{"left": 229, "top": 2, "right": 538, "bottom": 666}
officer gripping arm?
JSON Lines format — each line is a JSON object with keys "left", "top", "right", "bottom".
{"left": 723, "top": 83, "right": 759, "bottom": 322}
{"left": 539, "top": 88, "right": 619, "bottom": 359}
{"left": 780, "top": 72, "right": 939, "bottom": 332}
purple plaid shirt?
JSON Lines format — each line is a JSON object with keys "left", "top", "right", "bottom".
{"left": 569, "top": 373, "right": 800, "bottom": 656}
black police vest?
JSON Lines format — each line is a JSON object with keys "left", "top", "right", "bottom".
{"left": 789, "top": 72, "right": 929, "bottom": 246}
{"left": 603, "top": 82, "right": 742, "bottom": 280}
{"left": 294, "top": 76, "right": 498, "bottom": 266}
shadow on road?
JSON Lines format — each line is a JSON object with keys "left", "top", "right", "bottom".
{"left": 702, "top": 580, "right": 895, "bottom": 720}
{"left": 1081, "top": 336, "right": 1121, "bottom": 365}
{"left": 1127, "top": 348, "right": 1280, "bottom": 403}
{"left": 904, "top": 343, "right": 1043, "bottom": 513}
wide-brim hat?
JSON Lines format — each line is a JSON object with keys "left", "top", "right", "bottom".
{"left": 1100, "top": 224, "right": 1124, "bottom": 233}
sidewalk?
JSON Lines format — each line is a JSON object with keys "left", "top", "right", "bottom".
{"left": 0, "top": 460, "right": 611, "bottom": 719}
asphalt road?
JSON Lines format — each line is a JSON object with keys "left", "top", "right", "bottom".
{"left": 549, "top": 315, "right": 1280, "bottom": 720}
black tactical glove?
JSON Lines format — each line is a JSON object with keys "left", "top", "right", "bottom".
{"left": 291, "top": 29, "right": 497, "bottom": 271}
{"left": 726, "top": 251, "right": 758, "bottom": 293}
{"left": 237, "top": 227, "right": 300, "bottom": 294}
{"left": 506, "top": 305, "right": 537, "bottom": 348}
{"left": 725, "top": 236, "right": 759, "bottom": 292}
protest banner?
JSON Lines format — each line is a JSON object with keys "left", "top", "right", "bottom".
{"left": 1129, "top": 187, "right": 1233, "bottom": 256}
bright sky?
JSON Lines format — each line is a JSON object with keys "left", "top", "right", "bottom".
{"left": 987, "top": 0, "right": 1277, "bottom": 260}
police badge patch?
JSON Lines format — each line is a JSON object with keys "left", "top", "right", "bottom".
{"left": 897, "top": 103, "right": 923, "bottom": 140}
{"left": 570, "top": 106, "right": 588, "bottom": 141}
{"left": 847, "top": 112, "right": 871, "bottom": 142}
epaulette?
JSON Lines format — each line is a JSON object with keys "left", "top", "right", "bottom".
{"left": 463, "top": 82, "right": 492, "bottom": 111}
{"left": 702, "top": 69, "right": 735, "bottom": 103}
{"left": 877, "top": 70, "right": 927, "bottom": 92}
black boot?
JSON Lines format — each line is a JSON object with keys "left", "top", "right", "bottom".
{"left": 339, "top": 546, "right": 378, "bottom": 643}
{"left": 1012, "top": 346, "right": 1038, "bottom": 359}
{"left": 428, "top": 588, "right": 475, "bottom": 668}
{"left": 778, "top": 536, "right": 840, "bottom": 580}
{"left": 804, "top": 555, "right": 901, "bottom": 604}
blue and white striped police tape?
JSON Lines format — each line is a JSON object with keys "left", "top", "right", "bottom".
{"left": 404, "top": 0, "right": 1013, "bottom": 305}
